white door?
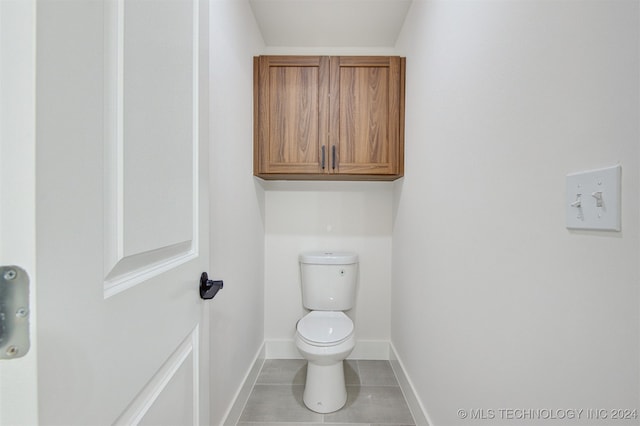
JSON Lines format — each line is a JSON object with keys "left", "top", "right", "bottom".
{"left": 0, "top": 0, "right": 38, "bottom": 424}
{"left": 1, "top": 0, "right": 211, "bottom": 423}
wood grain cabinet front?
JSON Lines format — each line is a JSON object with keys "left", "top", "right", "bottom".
{"left": 254, "top": 55, "right": 405, "bottom": 181}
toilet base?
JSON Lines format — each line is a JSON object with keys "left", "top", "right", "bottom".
{"left": 303, "top": 360, "right": 347, "bottom": 414}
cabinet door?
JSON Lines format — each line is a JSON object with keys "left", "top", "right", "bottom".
{"left": 329, "top": 56, "right": 404, "bottom": 177}
{"left": 254, "top": 56, "right": 329, "bottom": 176}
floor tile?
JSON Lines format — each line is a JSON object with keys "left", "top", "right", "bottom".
{"left": 237, "top": 424, "right": 361, "bottom": 426}
{"left": 235, "top": 359, "right": 415, "bottom": 426}
{"left": 324, "top": 385, "right": 415, "bottom": 425}
{"left": 238, "top": 384, "right": 323, "bottom": 423}
{"left": 356, "top": 360, "right": 398, "bottom": 386}
{"left": 344, "top": 359, "right": 361, "bottom": 385}
{"left": 257, "top": 359, "right": 307, "bottom": 385}
{"left": 236, "top": 423, "right": 329, "bottom": 426}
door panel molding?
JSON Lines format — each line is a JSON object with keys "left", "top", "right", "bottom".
{"left": 113, "top": 326, "right": 200, "bottom": 426}
{"left": 103, "top": 0, "right": 200, "bottom": 298}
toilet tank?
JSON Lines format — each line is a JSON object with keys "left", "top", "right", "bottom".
{"left": 299, "top": 251, "right": 358, "bottom": 311}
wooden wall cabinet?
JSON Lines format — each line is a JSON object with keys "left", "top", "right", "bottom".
{"left": 254, "top": 55, "right": 405, "bottom": 181}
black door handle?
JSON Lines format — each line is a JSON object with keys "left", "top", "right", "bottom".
{"left": 200, "top": 272, "right": 223, "bottom": 300}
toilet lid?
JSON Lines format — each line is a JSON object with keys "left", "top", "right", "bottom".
{"left": 296, "top": 311, "right": 354, "bottom": 345}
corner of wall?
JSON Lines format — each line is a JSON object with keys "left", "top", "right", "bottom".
{"left": 389, "top": 343, "right": 431, "bottom": 426}
{"left": 222, "top": 343, "right": 266, "bottom": 426}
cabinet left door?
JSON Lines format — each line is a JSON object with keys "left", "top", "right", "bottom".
{"left": 254, "top": 56, "right": 330, "bottom": 177}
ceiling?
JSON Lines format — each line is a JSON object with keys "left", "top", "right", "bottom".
{"left": 248, "top": 0, "right": 413, "bottom": 47}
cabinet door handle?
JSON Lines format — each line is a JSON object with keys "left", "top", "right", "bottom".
{"left": 332, "top": 145, "right": 336, "bottom": 170}
{"left": 321, "top": 146, "right": 326, "bottom": 170}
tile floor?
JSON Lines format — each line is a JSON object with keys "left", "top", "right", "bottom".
{"left": 236, "top": 359, "right": 415, "bottom": 426}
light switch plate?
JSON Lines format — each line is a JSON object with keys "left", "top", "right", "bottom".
{"left": 566, "top": 165, "right": 621, "bottom": 231}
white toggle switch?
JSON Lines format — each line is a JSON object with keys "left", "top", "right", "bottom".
{"left": 591, "top": 191, "right": 603, "bottom": 207}
{"left": 570, "top": 195, "right": 582, "bottom": 208}
{"left": 566, "top": 165, "right": 621, "bottom": 231}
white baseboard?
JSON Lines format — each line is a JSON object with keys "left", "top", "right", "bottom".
{"left": 389, "top": 343, "right": 431, "bottom": 426}
{"left": 265, "top": 339, "right": 391, "bottom": 360}
{"left": 222, "top": 343, "right": 265, "bottom": 426}
{"left": 264, "top": 339, "right": 301, "bottom": 359}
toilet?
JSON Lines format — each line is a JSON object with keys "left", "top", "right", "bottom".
{"left": 295, "top": 251, "right": 358, "bottom": 414}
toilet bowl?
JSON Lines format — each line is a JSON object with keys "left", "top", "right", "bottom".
{"left": 295, "top": 311, "right": 355, "bottom": 413}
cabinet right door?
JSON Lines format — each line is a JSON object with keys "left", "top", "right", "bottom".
{"left": 329, "top": 56, "right": 405, "bottom": 178}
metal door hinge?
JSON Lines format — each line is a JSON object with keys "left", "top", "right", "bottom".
{"left": 0, "top": 266, "right": 30, "bottom": 359}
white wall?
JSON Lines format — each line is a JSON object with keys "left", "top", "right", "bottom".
{"left": 209, "top": 1, "right": 265, "bottom": 424}
{"left": 263, "top": 181, "right": 393, "bottom": 359}
{"left": 392, "top": 1, "right": 639, "bottom": 425}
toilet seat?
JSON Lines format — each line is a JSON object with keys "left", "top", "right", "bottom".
{"left": 296, "top": 311, "right": 354, "bottom": 347}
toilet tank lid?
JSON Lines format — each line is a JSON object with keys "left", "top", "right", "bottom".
{"left": 299, "top": 251, "right": 358, "bottom": 265}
